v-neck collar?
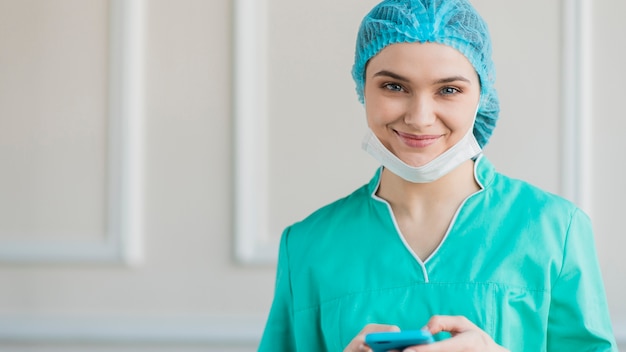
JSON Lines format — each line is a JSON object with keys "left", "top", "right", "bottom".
{"left": 366, "top": 154, "right": 496, "bottom": 282}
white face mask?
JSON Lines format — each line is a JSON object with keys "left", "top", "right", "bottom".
{"left": 362, "top": 105, "right": 482, "bottom": 183}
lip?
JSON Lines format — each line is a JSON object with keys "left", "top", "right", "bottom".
{"left": 395, "top": 130, "right": 441, "bottom": 148}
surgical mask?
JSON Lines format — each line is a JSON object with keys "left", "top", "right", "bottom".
{"left": 361, "top": 105, "right": 482, "bottom": 183}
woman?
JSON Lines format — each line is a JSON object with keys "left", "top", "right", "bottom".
{"left": 259, "top": 0, "right": 617, "bottom": 351}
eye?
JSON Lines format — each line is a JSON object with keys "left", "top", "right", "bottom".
{"left": 382, "top": 83, "right": 405, "bottom": 92}
{"left": 440, "top": 86, "right": 460, "bottom": 95}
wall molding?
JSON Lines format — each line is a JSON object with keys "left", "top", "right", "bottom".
{"left": 0, "top": 0, "right": 144, "bottom": 264}
{"left": 233, "top": 0, "right": 277, "bottom": 264}
{"left": 0, "top": 315, "right": 264, "bottom": 345}
{"left": 561, "top": 0, "right": 592, "bottom": 215}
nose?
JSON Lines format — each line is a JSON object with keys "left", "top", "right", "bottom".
{"left": 403, "top": 96, "right": 436, "bottom": 127}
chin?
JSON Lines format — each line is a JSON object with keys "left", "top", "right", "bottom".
{"left": 400, "top": 156, "right": 434, "bottom": 168}
{"left": 396, "top": 146, "right": 449, "bottom": 167}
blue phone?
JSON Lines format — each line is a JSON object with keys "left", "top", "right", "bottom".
{"left": 365, "top": 330, "right": 434, "bottom": 351}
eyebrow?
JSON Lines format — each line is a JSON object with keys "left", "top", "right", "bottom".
{"left": 372, "top": 70, "right": 410, "bottom": 82}
{"left": 434, "top": 76, "right": 471, "bottom": 84}
{"left": 372, "top": 70, "right": 471, "bottom": 84}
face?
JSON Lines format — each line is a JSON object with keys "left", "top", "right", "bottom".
{"left": 364, "top": 42, "right": 481, "bottom": 167}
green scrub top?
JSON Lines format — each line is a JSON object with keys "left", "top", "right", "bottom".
{"left": 259, "top": 156, "right": 617, "bottom": 351}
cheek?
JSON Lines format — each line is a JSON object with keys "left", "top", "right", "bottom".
{"left": 444, "top": 109, "right": 476, "bottom": 135}
{"left": 364, "top": 102, "right": 387, "bottom": 128}
{"left": 365, "top": 97, "right": 405, "bottom": 125}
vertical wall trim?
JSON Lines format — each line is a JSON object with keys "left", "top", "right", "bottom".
{"left": 561, "top": 0, "right": 592, "bottom": 215}
{"left": 108, "top": 0, "right": 145, "bottom": 265}
{"left": 0, "top": 0, "right": 144, "bottom": 264}
{"left": 233, "top": 0, "right": 277, "bottom": 263}
{"left": 561, "top": 0, "right": 626, "bottom": 343}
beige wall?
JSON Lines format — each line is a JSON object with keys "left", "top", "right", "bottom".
{"left": 592, "top": 0, "right": 626, "bottom": 341}
{"left": 0, "top": 0, "right": 623, "bottom": 350}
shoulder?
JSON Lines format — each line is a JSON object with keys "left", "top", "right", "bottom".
{"left": 288, "top": 181, "right": 372, "bottom": 237}
{"left": 476, "top": 156, "right": 588, "bottom": 235}
{"left": 491, "top": 173, "right": 591, "bottom": 242}
{"left": 489, "top": 168, "right": 579, "bottom": 216}
{"left": 279, "top": 171, "right": 383, "bottom": 260}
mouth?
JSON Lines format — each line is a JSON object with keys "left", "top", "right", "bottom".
{"left": 395, "top": 130, "right": 441, "bottom": 148}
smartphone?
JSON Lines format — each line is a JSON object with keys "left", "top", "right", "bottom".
{"left": 365, "top": 330, "right": 434, "bottom": 351}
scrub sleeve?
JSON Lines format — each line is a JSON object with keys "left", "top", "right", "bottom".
{"left": 547, "top": 208, "right": 616, "bottom": 350}
{"left": 258, "top": 228, "right": 296, "bottom": 351}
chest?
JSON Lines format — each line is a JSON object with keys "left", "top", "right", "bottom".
{"left": 393, "top": 204, "right": 459, "bottom": 261}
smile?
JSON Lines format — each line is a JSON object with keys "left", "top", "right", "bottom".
{"left": 395, "top": 130, "right": 441, "bottom": 148}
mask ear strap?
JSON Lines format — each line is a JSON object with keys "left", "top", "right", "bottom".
{"left": 464, "top": 101, "right": 481, "bottom": 138}
{"left": 473, "top": 101, "right": 481, "bottom": 124}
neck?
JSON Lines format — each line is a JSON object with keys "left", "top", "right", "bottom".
{"left": 376, "top": 159, "right": 480, "bottom": 213}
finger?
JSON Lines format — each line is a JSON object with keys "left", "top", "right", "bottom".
{"left": 423, "top": 315, "right": 476, "bottom": 335}
{"left": 402, "top": 338, "right": 456, "bottom": 352}
{"left": 344, "top": 324, "right": 401, "bottom": 352}
{"left": 404, "top": 332, "right": 477, "bottom": 352}
{"left": 361, "top": 323, "right": 401, "bottom": 334}
{"left": 343, "top": 337, "right": 371, "bottom": 352}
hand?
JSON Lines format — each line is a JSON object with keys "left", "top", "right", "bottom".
{"left": 403, "top": 315, "right": 509, "bottom": 352}
{"left": 344, "top": 323, "right": 401, "bottom": 352}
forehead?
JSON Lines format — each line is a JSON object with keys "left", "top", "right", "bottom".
{"left": 366, "top": 42, "right": 478, "bottom": 82}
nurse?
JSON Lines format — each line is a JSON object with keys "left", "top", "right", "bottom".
{"left": 259, "top": 0, "right": 617, "bottom": 351}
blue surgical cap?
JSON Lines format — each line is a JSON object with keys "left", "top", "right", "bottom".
{"left": 352, "top": 0, "right": 500, "bottom": 147}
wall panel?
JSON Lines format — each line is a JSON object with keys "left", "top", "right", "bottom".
{"left": 0, "top": 0, "right": 143, "bottom": 263}
{"left": 0, "top": 0, "right": 622, "bottom": 350}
